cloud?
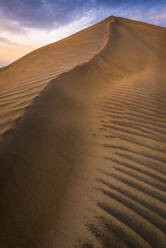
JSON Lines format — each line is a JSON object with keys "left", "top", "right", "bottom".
{"left": 0, "top": 0, "right": 165, "bottom": 31}
{"left": 0, "top": 36, "right": 21, "bottom": 46}
{"left": 0, "top": 16, "right": 27, "bottom": 34}
{"left": 146, "top": 7, "right": 166, "bottom": 26}
{"left": 0, "top": 0, "right": 89, "bottom": 29}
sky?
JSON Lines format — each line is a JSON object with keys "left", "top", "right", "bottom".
{"left": 0, "top": 0, "right": 166, "bottom": 67}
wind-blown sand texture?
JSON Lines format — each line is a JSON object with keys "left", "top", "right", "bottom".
{"left": 0, "top": 16, "right": 166, "bottom": 248}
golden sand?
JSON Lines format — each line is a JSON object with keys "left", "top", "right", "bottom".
{"left": 0, "top": 16, "right": 166, "bottom": 247}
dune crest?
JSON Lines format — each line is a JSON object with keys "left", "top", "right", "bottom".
{"left": 0, "top": 16, "right": 114, "bottom": 138}
{"left": 0, "top": 16, "right": 166, "bottom": 248}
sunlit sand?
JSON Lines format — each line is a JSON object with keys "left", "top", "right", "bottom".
{"left": 0, "top": 16, "right": 166, "bottom": 247}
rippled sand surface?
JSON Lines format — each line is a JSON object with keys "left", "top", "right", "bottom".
{"left": 0, "top": 16, "right": 166, "bottom": 248}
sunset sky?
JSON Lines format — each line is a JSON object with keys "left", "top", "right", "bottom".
{"left": 0, "top": 0, "right": 166, "bottom": 67}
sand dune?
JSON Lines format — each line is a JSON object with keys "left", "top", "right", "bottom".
{"left": 0, "top": 16, "right": 166, "bottom": 248}
{"left": 0, "top": 17, "right": 110, "bottom": 137}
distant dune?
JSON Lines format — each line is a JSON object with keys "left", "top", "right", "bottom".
{"left": 0, "top": 16, "right": 166, "bottom": 248}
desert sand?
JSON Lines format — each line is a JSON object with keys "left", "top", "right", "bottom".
{"left": 0, "top": 16, "right": 166, "bottom": 247}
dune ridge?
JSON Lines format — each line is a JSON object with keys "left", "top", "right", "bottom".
{"left": 0, "top": 16, "right": 166, "bottom": 248}
{"left": 0, "top": 16, "right": 112, "bottom": 138}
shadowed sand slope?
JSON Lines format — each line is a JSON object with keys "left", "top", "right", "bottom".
{"left": 0, "top": 16, "right": 166, "bottom": 248}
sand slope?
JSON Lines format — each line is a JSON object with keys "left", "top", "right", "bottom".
{"left": 0, "top": 16, "right": 166, "bottom": 248}
{"left": 0, "top": 18, "right": 110, "bottom": 137}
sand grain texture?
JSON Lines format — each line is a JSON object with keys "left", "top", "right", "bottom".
{"left": 0, "top": 16, "right": 166, "bottom": 248}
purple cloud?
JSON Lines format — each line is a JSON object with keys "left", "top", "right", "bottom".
{"left": 0, "top": 0, "right": 165, "bottom": 31}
